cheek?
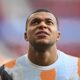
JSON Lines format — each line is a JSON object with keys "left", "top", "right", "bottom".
{"left": 52, "top": 31, "right": 58, "bottom": 38}
{"left": 27, "top": 29, "right": 35, "bottom": 40}
{"left": 48, "top": 26, "right": 57, "bottom": 34}
{"left": 27, "top": 31, "right": 31, "bottom": 39}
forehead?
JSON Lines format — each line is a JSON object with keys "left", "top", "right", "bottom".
{"left": 28, "top": 12, "right": 57, "bottom": 21}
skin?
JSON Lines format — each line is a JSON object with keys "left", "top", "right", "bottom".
{"left": 24, "top": 12, "right": 60, "bottom": 66}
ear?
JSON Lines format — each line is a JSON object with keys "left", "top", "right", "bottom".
{"left": 24, "top": 32, "right": 28, "bottom": 41}
{"left": 57, "top": 31, "right": 61, "bottom": 41}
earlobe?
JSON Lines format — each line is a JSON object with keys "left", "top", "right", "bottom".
{"left": 57, "top": 31, "right": 61, "bottom": 41}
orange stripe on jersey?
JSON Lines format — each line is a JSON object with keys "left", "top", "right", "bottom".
{"left": 5, "top": 60, "right": 16, "bottom": 68}
{"left": 40, "top": 69, "right": 56, "bottom": 80}
{"left": 78, "top": 58, "right": 80, "bottom": 77}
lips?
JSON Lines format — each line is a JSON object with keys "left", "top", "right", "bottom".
{"left": 35, "top": 31, "right": 49, "bottom": 36}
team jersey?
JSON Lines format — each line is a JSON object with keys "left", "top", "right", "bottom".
{"left": 0, "top": 50, "right": 80, "bottom": 80}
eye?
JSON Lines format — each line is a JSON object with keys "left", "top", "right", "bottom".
{"left": 30, "top": 19, "right": 41, "bottom": 26}
{"left": 46, "top": 20, "right": 54, "bottom": 25}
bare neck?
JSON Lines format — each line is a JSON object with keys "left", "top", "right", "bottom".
{"left": 28, "top": 45, "right": 58, "bottom": 66}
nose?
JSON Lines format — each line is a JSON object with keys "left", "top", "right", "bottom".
{"left": 38, "top": 21, "right": 47, "bottom": 29}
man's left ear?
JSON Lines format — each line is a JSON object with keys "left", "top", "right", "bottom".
{"left": 24, "top": 32, "right": 28, "bottom": 41}
{"left": 57, "top": 31, "right": 61, "bottom": 41}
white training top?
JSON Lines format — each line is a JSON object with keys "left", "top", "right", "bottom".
{"left": 4, "top": 50, "right": 80, "bottom": 80}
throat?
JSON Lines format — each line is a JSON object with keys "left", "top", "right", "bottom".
{"left": 28, "top": 52, "right": 58, "bottom": 66}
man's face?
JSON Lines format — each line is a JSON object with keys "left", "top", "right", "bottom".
{"left": 25, "top": 12, "right": 60, "bottom": 48}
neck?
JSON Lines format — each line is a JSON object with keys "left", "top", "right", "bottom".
{"left": 28, "top": 44, "right": 58, "bottom": 66}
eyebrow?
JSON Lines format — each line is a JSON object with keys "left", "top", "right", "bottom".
{"left": 45, "top": 18, "right": 53, "bottom": 21}
{"left": 30, "top": 17, "right": 54, "bottom": 22}
{"left": 31, "top": 18, "right": 41, "bottom": 21}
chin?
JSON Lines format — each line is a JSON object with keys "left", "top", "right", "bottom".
{"left": 36, "top": 39, "right": 50, "bottom": 43}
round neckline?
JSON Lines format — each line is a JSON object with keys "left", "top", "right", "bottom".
{"left": 24, "top": 50, "right": 60, "bottom": 70}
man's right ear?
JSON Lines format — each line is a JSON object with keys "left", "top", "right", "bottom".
{"left": 24, "top": 32, "right": 28, "bottom": 41}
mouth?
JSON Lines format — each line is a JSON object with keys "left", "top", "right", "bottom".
{"left": 35, "top": 31, "right": 49, "bottom": 37}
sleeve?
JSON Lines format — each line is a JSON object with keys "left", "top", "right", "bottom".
{"left": 0, "top": 65, "right": 13, "bottom": 80}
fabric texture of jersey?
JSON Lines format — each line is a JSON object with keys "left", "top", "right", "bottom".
{"left": 0, "top": 50, "right": 80, "bottom": 80}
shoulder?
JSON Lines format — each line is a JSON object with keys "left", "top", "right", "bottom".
{"left": 0, "top": 55, "right": 26, "bottom": 70}
{"left": 57, "top": 50, "right": 80, "bottom": 67}
{"left": 4, "top": 55, "right": 26, "bottom": 69}
{"left": 4, "top": 59, "right": 16, "bottom": 69}
{"left": 58, "top": 50, "right": 80, "bottom": 77}
{"left": 0, "top": 55, "right": 26, "bottom": 76}
{"left": 58, "top": 50, "right": 79, "bottom": 60}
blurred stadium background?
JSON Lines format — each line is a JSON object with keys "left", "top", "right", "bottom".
{"left": 0, "top": 0, "right": 80, "bottom": 65}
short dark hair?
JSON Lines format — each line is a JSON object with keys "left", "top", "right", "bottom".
{"left": 25, "top": 9, "right": 59, "bottom": 31}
